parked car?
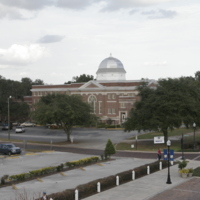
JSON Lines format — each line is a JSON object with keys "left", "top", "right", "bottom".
{"left": 2, "top": 123, "right": 13, "bottom": 130}
{"left": 0, "top": 143, "right": 21, "bottom": 156}
{"left": 20, "top": 122, "right": 36, "bottom": 127}
{"left": 15, "top": 126, "right": 25, "bottom": 133}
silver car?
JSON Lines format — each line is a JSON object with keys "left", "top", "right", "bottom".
{"left": 15, "top": 126, "right": 25, "bottom": 133}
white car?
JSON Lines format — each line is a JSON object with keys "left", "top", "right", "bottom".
{"left": 15, "top": 126, "right": 25, "bottom": 133}
{"left": 20, "top": 122, "right": 36, "bottom": 127}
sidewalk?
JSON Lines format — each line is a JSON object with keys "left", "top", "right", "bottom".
{"left": 83, "top": 159, "right": 200, "bottom": 200}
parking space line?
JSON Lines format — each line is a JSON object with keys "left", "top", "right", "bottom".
{"left": 6, "top": 156, "right": 19, "bottom": 159}
{"left": 60, "top": 172, "right": 66, "bottom": 176}
{"left": 25, "top": 153, "right": 37, "bottom": 155}
{"left": 80, "top": 167, "right": 86, "bottom": 171}
{"left": 41, "top": 151, "right": 55, "bottom": 153}
{"left": 37, "top": 178, "right": 43, "bottom": 182}
{"left": 12, "top": 184, "right": 18, "bottom": 190}
{"left": 96, "top": 163, "right": 103, "bottom": 166}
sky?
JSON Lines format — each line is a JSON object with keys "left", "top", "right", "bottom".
{"left": 0, "top": 0, "right": 199, "bottom": 84}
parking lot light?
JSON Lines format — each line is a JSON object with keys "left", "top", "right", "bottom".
{"left": 8, "top": 96, "right": 12, "bottom": 140}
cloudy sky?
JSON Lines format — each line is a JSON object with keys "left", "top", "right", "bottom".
{"left": 0, "top": 0, "right": 199, "bottom": 84}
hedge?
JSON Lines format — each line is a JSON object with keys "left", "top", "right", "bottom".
{"left": 0, "top": 156, "right": 100, "bottom": 184}
{"left": 44, "top": 160, "right": 168, "bottom": 200}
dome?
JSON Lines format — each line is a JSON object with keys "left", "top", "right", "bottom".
{"left": 96, "top": 54, "right": 126, "bottom": 81}
{"left": 98, "top": 56, "right": 124, "bottom": 69}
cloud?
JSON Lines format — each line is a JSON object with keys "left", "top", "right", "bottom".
{"left": 143, "top": 61, "right": 167, "bottom": 66}
{"left": 0, "top": 4, "right": 24, "bottom": 19}
{"left": 0, "top": 0, "right": 174, "bottom": 12}
{"left": 142, "top": 9, "right": 177, "bottom": 19}
{"left": 0, "top": 44, "right": 47, "bottom": 65}
{"left": 37, "top": 35, "right": 65, "bottom": 43}
{"left": 56, "top": 0, "right": 98, "bottom": 10}
{"left": 129, "top": 9, "right": 139, "bottom": 15}
{"left": 101, "top": 0, "right": 173, "bottom": 12}
{"left": 0, "top": 0, "right": 54, "bottom": 10}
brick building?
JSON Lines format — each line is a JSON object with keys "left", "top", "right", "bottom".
{"left": 31, "top": 55, "right": 156, "bottom": 124}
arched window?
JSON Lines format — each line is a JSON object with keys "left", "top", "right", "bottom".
{"left": 88, "top": 95, "right": 97, "bottom": 113}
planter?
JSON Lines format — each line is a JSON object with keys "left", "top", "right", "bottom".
{"left": 188, "top": 173, "right": 193, "bottom": 177}
{"left": 181, "top": 173, "right": 188, "bottom": 178}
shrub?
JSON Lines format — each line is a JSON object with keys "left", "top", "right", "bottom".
{"left": 29, "top": 166, "right": 57, "bottom": 177}
{"left": 178, "top": 160, "right": 188, "bottom": 170}
{"left": 66, "top": 156, "right": 99, "bottom": 168}
{"left": 104, "top": 139, "right": 116, "bottom": 158}
{"left": 10, "top": 173, "right": 30, "bottom": 181}
{"left": 56, "top": 163, "right": 64, "bottom": 172}
{"left": 1, "top": 175, "right": 9, "bottom": 185}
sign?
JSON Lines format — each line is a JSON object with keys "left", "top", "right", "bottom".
{"left": 163, "top": 149, "right": 174, "bottom": 161}
{"left": 154, "top": 136, "right": 164, "bottom": 144}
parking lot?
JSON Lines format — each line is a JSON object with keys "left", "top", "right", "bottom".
{"left": 0, "top": 150, "right": 155, "bottom": 200}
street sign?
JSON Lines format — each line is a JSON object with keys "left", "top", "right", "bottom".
{"left": 154, "top": 136, "right": 164, "bottom": 144}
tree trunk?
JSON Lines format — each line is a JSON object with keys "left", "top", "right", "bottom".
{"left": 64, "top": 126, "right": 72, "bottom": 142}
{"left": 163, "top": 129, "right": 168, "bottom": 144}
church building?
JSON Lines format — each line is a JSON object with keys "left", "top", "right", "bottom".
{"left": 31, "top": 55, "right": 156, "bottom": 124}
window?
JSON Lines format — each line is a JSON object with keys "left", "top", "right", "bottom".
{"left": 108, "top": 94, "right": 111, "bottom": 99}
{"left": 120, "top": 103, "right": 126, "bottom": 108}
{"left": 88, "top": 95, "right": 97, "bottom": 113}
{"left": 112, "top": 94, "right": 115, "bottom": 99}
{"left": 99, "top": 102, "right": 102, "bottom": 114}
{"left": 108, "top": 108, "right": 116, "bottom": 114}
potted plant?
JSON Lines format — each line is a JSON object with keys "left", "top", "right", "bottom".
{"left": 178, "top": 160, "right": 188, "bottom": 176}
{"left": 179, "top": 168, "right": 189, "bottom": 178}
{"left": 188, "top": 168, "right": 194, "bottom": 177}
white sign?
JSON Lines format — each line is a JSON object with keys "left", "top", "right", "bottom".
{"left": 154, "top": 136, "right": 164, "bottom": 144}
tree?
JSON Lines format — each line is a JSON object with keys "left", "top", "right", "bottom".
{"left": 124, "top": 77, "right": 200, "bottom": 143}
{"left": 65, "top": 74, "right": 94, "bottom": 84}
{"left": 195, "top": 71, "right": 200, "bottom": 81}
{"left": 33, "top": 79, "right": 44, "bottom": 85}
{"left": 104, "top": 139, "right": 116, "bottom": 158}
{"left": 32, "top": 94, "right": 95, "bottom": 142}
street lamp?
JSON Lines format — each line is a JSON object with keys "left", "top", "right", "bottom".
{"left": 181, "top": 133, "right": 184, "bottom": 160}
{"left": 193, "top": 122, "right": 196, "bottom": 151}
{"left": 8, "top": 96, "right": 12, "bottom": 140}
{"left": 166, "top": 140, "right": 172, "bottom": 184}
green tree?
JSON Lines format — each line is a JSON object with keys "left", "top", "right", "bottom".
{"left": 65, "top": 74, "right": 94, "bottom": 84}
{"left": 104, "top": 139, "right": 116, "bottom": 158}
{"left": 124, "top": 77, "right": 200, "bottom": 143}
{"left": 32, "top": 94, "right": 95, "bottom": 142}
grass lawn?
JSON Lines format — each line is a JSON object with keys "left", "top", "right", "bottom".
{"left": 129, "top": 127, "right": 195, "bottom": 140}
{"left": 193, "top": 167, "right": 200, "bottom": 177}
{"left": 116, "top": 128, "right": 200, "bottom": 152}
{"left": 116, "top": 140, "right": 183, "bottom": 152}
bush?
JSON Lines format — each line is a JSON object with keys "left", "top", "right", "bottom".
{"left": 104, "top": 139, "right": 116, "bottom": 158}
{"left": 1, "top": 175, "right": 9, "bottom": 184}
{"left": 29, "top": 166, "right": 57, "bottom": 177}
{"left": 66, "top": 156, "right": 99, "bottom": 168}
{"left": 10, "top": 173, "right": 30, "bottom": 181}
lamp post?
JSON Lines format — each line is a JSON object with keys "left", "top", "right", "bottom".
{"left": 193, "top": 122, "right": 196, "bottom": 151}
{"left": 181, "top": 133, "right": 184, "bottom": 160}
{"left": 166, "top": 140, "right": 172, "bottom": 184}
{"left": 8, "top": 96, "right": 12, "bottom": 140}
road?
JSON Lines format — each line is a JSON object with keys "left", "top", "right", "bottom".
{"left": 1, "top": 126, "right": 199, "bottom": 161}
{"left": 0, "top": 126, "right": 140, "bottom": 149}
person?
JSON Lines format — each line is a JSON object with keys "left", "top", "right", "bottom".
{"left": 157, "top": 149, "right": 162, "bottom": 161}
{"left": 41, "top": 192, "right": 48, "bottom": 200}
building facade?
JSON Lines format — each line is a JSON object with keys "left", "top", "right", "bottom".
{"left": 31, "top": 55, "right": 156, "bottom": 124}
